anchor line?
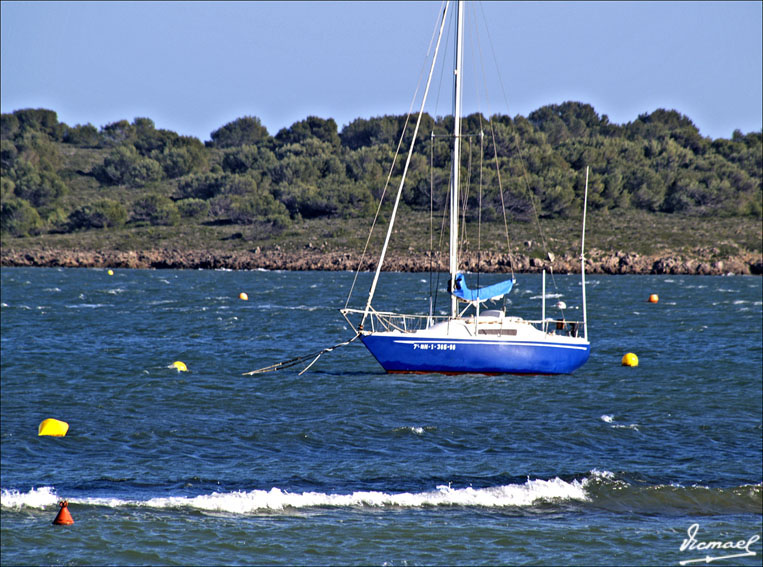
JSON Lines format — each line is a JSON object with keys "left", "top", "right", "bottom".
{"left": 242, "top": 334, "right": 361, "bottom": 376}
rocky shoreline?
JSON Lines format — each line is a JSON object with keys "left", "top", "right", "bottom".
{"left": 2, "top": 247, "right": 761, "bottom": 275}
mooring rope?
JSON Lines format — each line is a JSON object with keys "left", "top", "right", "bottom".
{"left": 242, "top": 333, "right": 362, "bottom": 376}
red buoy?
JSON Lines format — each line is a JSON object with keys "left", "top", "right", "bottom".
{"left": 52, "top": 500, "right": 74, "bottom": 525}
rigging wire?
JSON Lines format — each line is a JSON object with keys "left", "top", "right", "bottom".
{"left": 350, "top": 0, "right": 564, "bottom": 322}
{"left": 427, "top": 2, "right": 453, "bottom": 319}
{"left": 478, "top": 128, "right": 484, "bottom": 287}
{"left": 471, "top": 0, "right": 516, "bottom": 281}
{"left": 455, "top": 1, "right": 518, "bottom": 289}
{"left": 430, "top": 1, "right": 519, "bottom": 313}
{"left": 360, "top": 0, "right": 451, "bottom": 328}
{"left": 344, "top": 0, "right": 449, "bottom": 312}
{"left": 476, "top": 0, "right": 562, "bottom": 299}
{"left": 459, "top": 134, "right": 472, "bottom": 262}
{"left": 429, "top": 131, "right": 435, "bottom": 317}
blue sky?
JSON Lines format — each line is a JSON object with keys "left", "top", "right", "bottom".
{"left": 2, "top": 1, "right": 761, "bottom": 142}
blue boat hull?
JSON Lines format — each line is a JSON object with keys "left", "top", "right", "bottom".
{"left": 361, "top": 334, "right": 590, "bottom": 375}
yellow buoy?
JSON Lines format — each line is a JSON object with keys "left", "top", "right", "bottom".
{"left": 38, "top": 418, "right": 69, "bottom": 437}
{"left": 171, "top": 361, "right": 188, "bottom": 372}
{"left": 239, "top": 292, "right": 248, "bottom": 301}
{"left": 107, "top": 269, "right": 114, "bottom": 276}
{"left": 648, "top": 294, "right": 659, "bottom": 303}
{"left": 621, "top": 353, "right": 639, "bottom": 367}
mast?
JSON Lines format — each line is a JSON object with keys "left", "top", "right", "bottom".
{"left": 581, "top": 166, "right": 589, "bottom": 340}
{"left": 449, "top": 0, "right": 464, "bottom": 318}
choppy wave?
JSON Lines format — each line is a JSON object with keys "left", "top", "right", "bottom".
{"left": 1, "top": 486, "right": 58, "bottom": 509}
{"left": 393, "top": 425, "right": 432, "bottom": 435}
{"left": 529, "top": 293, "right": 564, "bottom": 300}
{"left": 1, "top": 476, "right": 589, "bottom": 513}
{"left": 4, "top": 473, "right": 760, "bottom": 516}
{"left": 600, "top": 414, "right": 640, "bottom": 431}
{"left": 584, "top": 477, "right": 762, "bottom": 516}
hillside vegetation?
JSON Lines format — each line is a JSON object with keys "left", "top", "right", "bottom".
{"left": 1, "top": 104, "right": 761, "bottom": 265}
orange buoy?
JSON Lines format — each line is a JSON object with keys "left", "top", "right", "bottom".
{"left": 52, "top": 500, "right": 74, "bottom": 525}
{"left": 648, "top": 294, "right": 659, "bottom": 303}
{"left": 239, "top": 292, "right": 248, "bottom": 301}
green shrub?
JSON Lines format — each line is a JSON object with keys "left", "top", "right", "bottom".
{"left": 176, "top": 172, "right": 257, "bottom": 200}
{"left": 131, "top": 194, "right": 179, "bottom": 226}
{"left": 227, "top": 193, "right": 290, "bottom": 225}
{"left": 94, "top": 145, "right": 164, "bottom": 186}
{"left": 12, "top": 167, "right": 68, "bottom": 208}
{"left": 176, "top": 198, "right": 210, "bottom": 219}
{"left": 68, "top": 199, "right": 128, "bottom": 230}
{"left": 1, "top": 197, "right": 43, "bottom": 236}
{"left": 63, "top": 124, "right": 100, "bottom": 147}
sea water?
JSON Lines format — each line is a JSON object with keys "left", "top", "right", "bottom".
{"left": 1, "top": 267, "right": 761, "bottom": 566}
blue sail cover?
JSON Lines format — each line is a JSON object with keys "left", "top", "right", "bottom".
{"left": 451, "top": 273, "right": 514, "bottom": 303}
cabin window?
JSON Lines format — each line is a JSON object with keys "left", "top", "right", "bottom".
{"left": 478, "top": 329, "right": 517, "bottom": 336}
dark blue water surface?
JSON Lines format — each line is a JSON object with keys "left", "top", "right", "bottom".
{"left": 1, "top": 267, "right": 761, "bottom": 565}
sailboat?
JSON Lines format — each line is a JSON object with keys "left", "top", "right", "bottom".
{"left": 340, "top": 0, "right": 591, "bottom": 375}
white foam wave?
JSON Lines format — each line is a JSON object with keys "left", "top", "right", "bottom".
{"left": 530, "top": 293, "right": 564, "bottom": 300}
{"left": 2, "top": 479, "right": 591, "bottom": 513}
{"left": 394, "top": 426, "right": 429, "bottom": 435}
{"left": 122, "top": 480, "right": 589, "bottom": 512}
{"left": 1, "top": 486, "right": 59, "bottom": 509}
{"left": 256, "top": 304, "right": 324, "bottom": 312}
{"left": 613, "top": 424, "right": 640, "bottom": 431}
{"left": 105, "top": 288, "right": 127, "bottom": 295}
{"left": 589, "top": 469, "right": 616, "bottom": 480}
{"left": 601, "top": 414, "right": 639, "bottom": 431}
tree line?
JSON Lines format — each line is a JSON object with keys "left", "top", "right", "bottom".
{"left": 1, "top": 103, "right": 760, "bottom": 237}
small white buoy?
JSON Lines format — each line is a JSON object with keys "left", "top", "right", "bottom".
{"left": 555, "top": 301, "right": 566, "bottom": 309}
